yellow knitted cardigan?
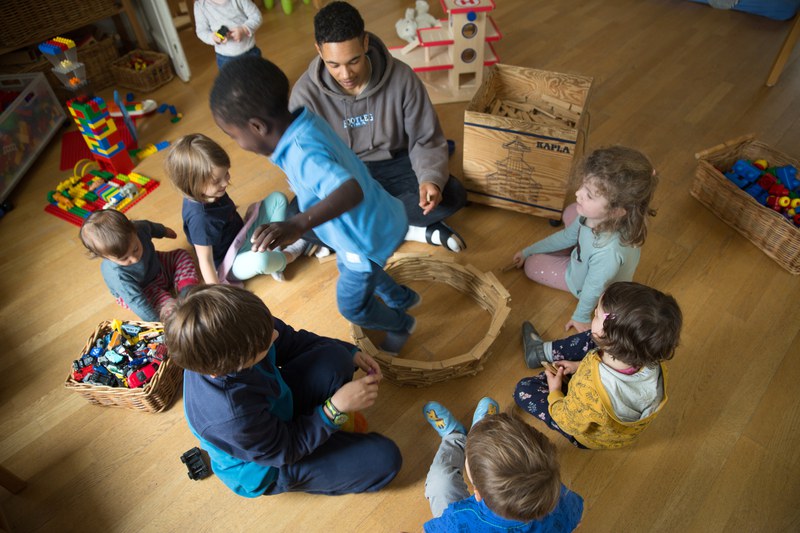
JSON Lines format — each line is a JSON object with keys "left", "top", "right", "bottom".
{"left": 547, "top": 350, "right": 668, "bottom": 449}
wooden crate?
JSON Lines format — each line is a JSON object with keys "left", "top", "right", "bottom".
{"left": 691, "top": 134, "right": 800, "bottom": 275}
{"left": 463, "top": 64, "right": 593, "bottom": 220}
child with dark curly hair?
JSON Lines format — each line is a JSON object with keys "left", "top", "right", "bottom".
{"left": 515, "top": 282, "right": 682, "bottom": 449}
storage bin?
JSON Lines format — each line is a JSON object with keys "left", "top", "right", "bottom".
{"left": 0, "top": 73, "right": 66, "bottom": 203}
{"left": 64, "top": 320, "right": 183, "bottom": 412}
{"left": 462, "top": 64, "right": 593, "bottom": 220}
{"left": 691, "top": 134, "right": 800, "bottom": 274}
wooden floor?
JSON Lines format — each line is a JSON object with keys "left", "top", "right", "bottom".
{"left": 2, "top": 1, "right": 800, "bottom": 531}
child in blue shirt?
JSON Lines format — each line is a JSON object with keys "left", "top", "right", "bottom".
{"left": 209, "top": 55, "right": 419, "bottom": 354}
{"left": 422, "top": 398, "right": 584, "bottom": 532}
{"left": 165, "top": 284, "right": 401, "bottom": 497}
{"left": 79, "top": 209, "right": 199, "bottom": 322}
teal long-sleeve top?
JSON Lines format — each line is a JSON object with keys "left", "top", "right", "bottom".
{"left": 522, "top": 216, "right": 640, "bottom": 323}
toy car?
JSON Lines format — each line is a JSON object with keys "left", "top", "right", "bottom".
{"left": 181, "top": 447, "right": 211, "bottom": 480}
{"left": 127, "top": 361, "right": 159, "bottom": 388}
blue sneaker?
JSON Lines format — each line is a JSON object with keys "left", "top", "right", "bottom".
{"left": 423, "top": 401, "right": 466, "bottom": 437}
{"left": 471, "top": 397, "right": 499, "bottom": 429}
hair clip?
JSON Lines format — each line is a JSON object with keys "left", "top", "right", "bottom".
{"left": 603, "top": 312, "right": 616, "bottom": 321}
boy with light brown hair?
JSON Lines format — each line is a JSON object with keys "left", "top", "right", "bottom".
{"left": 422, "top": 398, "right": 584, "bottom": 532}
{"left": 165, "top": 284, "right": 401, "bottom": 497}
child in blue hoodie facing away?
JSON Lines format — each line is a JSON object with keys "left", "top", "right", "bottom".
{"left": 165, "top": 284, "right": 401, "bottom": 497}
{"left": 422, "top": 398, "right": 584, "bottom": 532}
{"left": 210, "top": 55, "right": 419, "bottom": 355}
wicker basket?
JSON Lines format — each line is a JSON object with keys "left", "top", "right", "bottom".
{"left": 111, "top": 50, "right": 174, "bottom": 93}
{"left": 0, "top": 0, "right": 121, "bottom": 48}
{"left": 691, "top": 134, "right": 800, "bottom": 275}
{"left": 350, "top": 254, "right": 511, "bottom": 387}
{"left": 64, "top": 320, "right": 183, "bottom": 412}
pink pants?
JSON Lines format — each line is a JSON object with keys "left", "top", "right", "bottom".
{"left": 523, "top": 203, "right": 578, "bottom": 293}
{"left": 116, "top": 249, "right": 199, "bottom": 319}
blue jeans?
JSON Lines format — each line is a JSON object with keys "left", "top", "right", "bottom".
{"left": 216, "top": 46, "right": 262, "bottom": 70}
{"left": 264, "top": 339, "right": 402, "bottom": 495}
{"left": 336, "top": 258, "right": 416, "bottom": 333}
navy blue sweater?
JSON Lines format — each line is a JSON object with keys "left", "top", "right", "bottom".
{"left": 183, "top": 318, "right": 354, "bottom": 497}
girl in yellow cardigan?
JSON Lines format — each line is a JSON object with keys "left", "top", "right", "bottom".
{"left": 514, "top": 282, "right": 682, "bottom": 449}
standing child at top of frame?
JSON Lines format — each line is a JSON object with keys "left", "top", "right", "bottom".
{"left": 512, "top": 146, "right": 659, "bottom": 333}
{"left": 79, "top": 210, "right": 199, "bottom": 322}
{"left": 209, "top": 56, "right": 419, "bottom": 355}
{"left": 165, "top": 133, "right": 307, "bottom": 286}
{"left": 194, "top": 0, "right": 263, "bottom": 70}
{"left": 515, "top": 281, "right": 682, "bottom": 449}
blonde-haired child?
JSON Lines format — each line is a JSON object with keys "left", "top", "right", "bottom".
{"left": 79, "top": 210, "right": 199, "bottom": 322}
{"left": 515, "top": 282, "right": 682, "bottom": 449}
{"left": 165, "top": 133, "right": 306, "bottom": 286}
{"left": 513, "top": 146, "right": 658, "bottom": 334}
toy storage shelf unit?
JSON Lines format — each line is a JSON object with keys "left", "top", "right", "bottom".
{"left": 691, "top": 134, "right": 800, "bottom": 274}
{"left": 389, "top": 0, "right": 502, "bottom": 104}
{"left": 0, "top": 73, "right": 66, "bottom": 204}
{"left": 0, "top": 0, "right": 147, "bottom": 56}
{"left": 462, "top": 64, "right": 593, "bottom": 221}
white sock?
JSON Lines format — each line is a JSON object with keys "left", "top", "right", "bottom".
{"left": 405, "top": 225, "right": 462, "bottom": 252}
{"left": 405, "top": 225, "right": 428, "bottom": 243}
{"left": 282, "top": 239, "right": 308, "bottom": 263}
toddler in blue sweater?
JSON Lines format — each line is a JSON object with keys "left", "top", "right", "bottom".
{"left": 422, "top": 398, "right": 584, "bottom": 532}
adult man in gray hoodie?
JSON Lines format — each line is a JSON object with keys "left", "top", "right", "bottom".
{"left": 289, "top": 1, "right": 468, "bottom": 252}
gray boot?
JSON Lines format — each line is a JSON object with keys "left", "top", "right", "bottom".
{"left": 522, "top": 321, "right": 547, "bottom": 369}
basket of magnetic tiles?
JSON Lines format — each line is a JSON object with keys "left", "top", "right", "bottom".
{"left": 350, "top": 254, "right": 511, "bottom": 387}
{"left": 691, "top": 134, "right": 800, "bottom": 275}
{"left": 64, "top": 320, "right": 183, "bottom": 412}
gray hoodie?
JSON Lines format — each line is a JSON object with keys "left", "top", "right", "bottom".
{"left": 289, "top": 32, "right": 450, "bottom": 191}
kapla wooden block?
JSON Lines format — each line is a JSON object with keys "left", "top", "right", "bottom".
{"left": 462, "top": 64, "right": 593, "bottom": 220}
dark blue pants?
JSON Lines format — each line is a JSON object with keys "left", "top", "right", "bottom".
{"left": 286, "top": 153, "right": 467, "bottom": 247}
{"left": 216, "top": 46, "right": 262, "bottom": 70}
{"left": 365, "top": 153, "right": 467, "bottom": 227}
{"left": 265, "top": 342, "right": 402, "bottom": 495}
{"left": 514, "top": 331, "right": 594, "bottom": 448}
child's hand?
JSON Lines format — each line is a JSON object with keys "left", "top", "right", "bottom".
{"left": 545, "top": 365, "right": 564, "bottom": 392}
{"left": 565, "top": 319, "right": 590, "bottom": 333}
{"left": 512, "top": 251, "right": 525, "bottom": 268}
{"left": 555, "top": 360, "right": 580, "bottom": 375}
{"left": 212, "top": 33, "right": 226, "bottom": 44}
{"left": 418, "top": 183, "right": 442, "bottom": 215}
{"left": 251, "top": 221, "right": 303, "bottom": 252}
{"left": 330, "top": 373, "right": 380, "bottom": 413}
{"left": 163, "top": 227, "right": 178, "bottom": 239}
{"left": 353, "top": 351, "right": 383, "bottom": 380}
{"left": 228, "top": 26, "right": 247, "bottom": 42}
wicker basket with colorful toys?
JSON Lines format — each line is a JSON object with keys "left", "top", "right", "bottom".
{"left": 110, "top": 50, "right": 173, "bottom": 93}
{"left": 691, "top": 134, "right": 800, "bottom": 274}
{"left": 64, "top": 320, "right": 182, "bottom": 412}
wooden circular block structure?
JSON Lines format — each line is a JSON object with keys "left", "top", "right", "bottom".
{"left": 350, "top": 254, "right": 511, "bottom": 387}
